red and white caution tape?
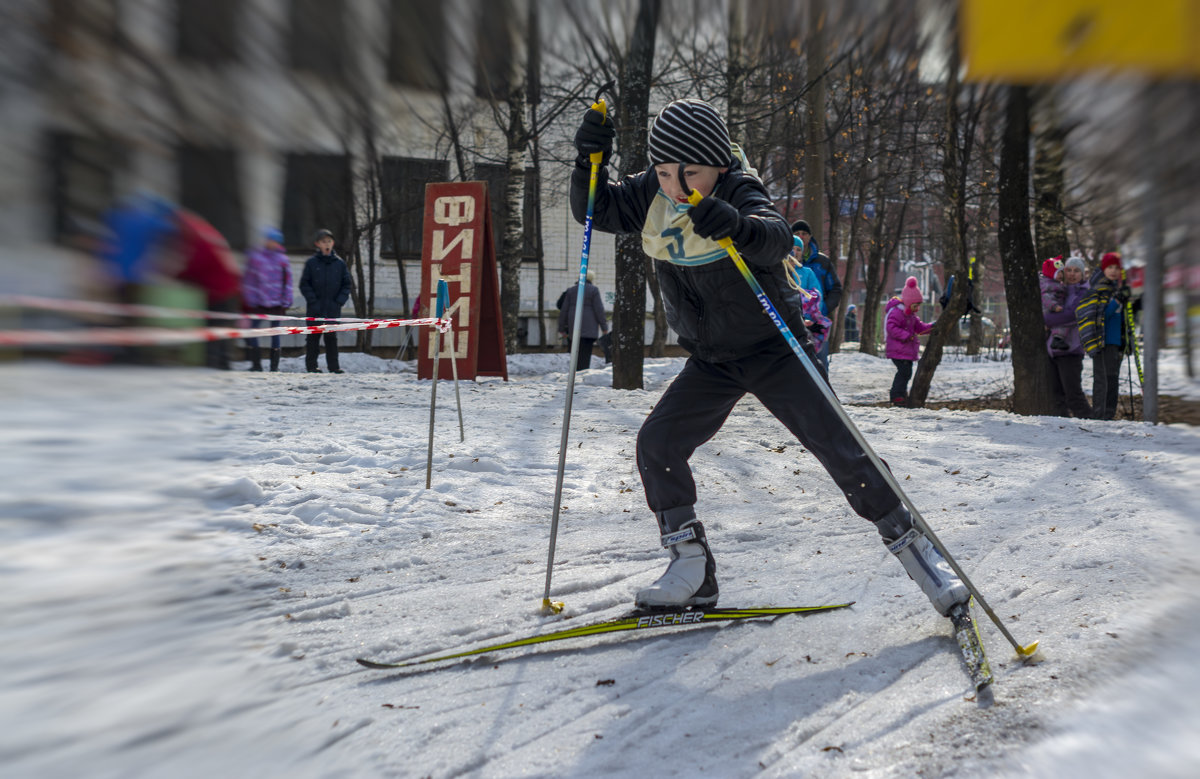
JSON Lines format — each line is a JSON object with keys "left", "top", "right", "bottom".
{"left": 0, "top": 317, "right": 449, "bottom": 348}
{"left": 0, "top": 294, "right": 391, "bottom": 323}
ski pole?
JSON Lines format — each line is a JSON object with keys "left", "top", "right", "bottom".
{"left": 440, "top": 280, "right": 466, "bottom": 443}
{"left": 424, "top": 280, "right": 451, "bottom": 489}
{"left": 681, "top": 167, "right": 1039, "bottom": 659}
{"left": 541, "top": 82, "right": 614, "bottom": 615}
{"left": 1121, "top": 268, "right": 1144, "bottom": 384}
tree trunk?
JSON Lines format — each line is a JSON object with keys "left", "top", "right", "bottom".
{"left": 998, "top": 85, "right": 1053, "bottom": 415}
{"left": 910, "top": 36, "right": 968, "bottom": 408}
{"left": 804, "top": 0, "right": 826, "bottom": 241}
{"left": 611, "top": 0, "right": 660, "bottom": 390}
{"left": 1031, "top": 86, "right": 1070, "bottom": 262}
{"left": 726, "top": 1, "right": 748, "bottom": 139}
{"left": 855, "top": 180, "right": 888, "bottom": 355}
{"left": 499, "top": 18, "right": 526, "bottom": 357}
{"left": 527, "top": 2, "right": 547, "bottom": 350}
{"left": 500, "top": 111, "right": 526, "bottom": 356}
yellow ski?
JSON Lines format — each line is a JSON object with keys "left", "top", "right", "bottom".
{"left": 356, "top": 603, "right": 853, "bottom": 670}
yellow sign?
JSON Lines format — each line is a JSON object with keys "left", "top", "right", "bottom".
{"left": 963, "top": 0, "right": 1200, "bottom": 81}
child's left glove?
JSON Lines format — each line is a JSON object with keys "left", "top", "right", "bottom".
{"left": 688, "top": 197, "right": 743, "bottom": 241}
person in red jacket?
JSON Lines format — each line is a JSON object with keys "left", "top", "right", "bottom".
{"left": 173, "top": 209, "right": 242, "bottom": 370}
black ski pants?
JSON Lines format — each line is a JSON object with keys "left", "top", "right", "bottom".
{"left": 1091, "top": 345, "right": 1122, "bottom": 420}
{"left": 636, "top": 342, "right": 901, "bottom": 523}
{"left": 1048, "top": 354, "right": 1092, "bottom": 419}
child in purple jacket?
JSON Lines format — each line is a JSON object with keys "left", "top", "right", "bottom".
{"left": 242, "top": 228, "right": 294, "bottom": 371}
{"left": 885, "top": 276, "right": 934, "bottom": 406}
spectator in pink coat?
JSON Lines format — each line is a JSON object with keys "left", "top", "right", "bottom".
{"left": 885, "top": 276, "right": 934, "bottom": 406}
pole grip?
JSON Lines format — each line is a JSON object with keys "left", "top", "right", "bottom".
{"left": 588, "top": 97, "right": 608, "bottom": 166}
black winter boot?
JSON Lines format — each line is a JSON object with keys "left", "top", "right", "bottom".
{"left": 269, "top": 348, "right": 281, "bottom": 372}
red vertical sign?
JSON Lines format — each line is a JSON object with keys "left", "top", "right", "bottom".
{"left": 418, "top": 182, "right": 508, "bottom": 381}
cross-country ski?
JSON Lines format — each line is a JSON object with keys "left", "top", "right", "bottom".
{"left": 356, "top": 604, "right": 854, "bottom": 669}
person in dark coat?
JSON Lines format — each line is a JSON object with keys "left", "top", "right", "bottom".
{"left": 557, "top": 272, "right": 609, "bottom": 370}
{"left": 844, "top": 303, "right": 859, "bottom": 343}
{"left": 569, "top": 97, "right": 968, "bottom": 621}
{"left": 299, "top": 228, "right": 352, "bottom": 373}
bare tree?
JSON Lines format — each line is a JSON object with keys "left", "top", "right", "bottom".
{"left": 1031, "top": 86, "right": 1071, "bottom": 262}
{"left": 997, "top": 85, "right": 1052, "bottom": 415}
{"left": 803, "top": 0, "right": 828, "bottom": 242}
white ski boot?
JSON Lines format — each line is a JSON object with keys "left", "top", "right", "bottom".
{"left": 635, "top": 510, "right": 718, "bottom": 609}
{"left": 877, "top": 506, "right": 969, "bottom": 617}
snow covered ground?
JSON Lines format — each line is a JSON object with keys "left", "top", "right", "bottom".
{"left": 2, "top": 348, "right": 1198, "bottom": 778}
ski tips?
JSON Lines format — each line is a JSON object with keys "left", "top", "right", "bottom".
{"left": 539, "top": 598, "right": 564, "bottom": 615}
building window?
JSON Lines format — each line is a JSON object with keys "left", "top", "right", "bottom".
{"left": 176, "top": 0, "right": 238, "bottom": 64}
{"left": 386, "top": 0, "right": 446, "bottom": 91}
{"left": 280, "top": 153, "right": 352, "bottom": 252}
{"left": 178, "top": 145, "right": 246, "bottom": 249}
{"left": 473, "top": 163, "right": 538, "bottom": 261}
{"left": 47, "top": 0, "right": 120, "bottom": 57}
{"left": 46, "top": 131, "right": 121, "bottom": 246}
{"left": 289, "top": 0, "right": 347, "bottom": 78}
{"left": 473, "top": 0, "right": 513, "bottom": 99}
{"left": 379, "top": 157, "right": 449, "bottom": 258}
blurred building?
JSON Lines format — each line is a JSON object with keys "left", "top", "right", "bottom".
{"left": 0, "top": 0, "right": 615, "bottom": 349}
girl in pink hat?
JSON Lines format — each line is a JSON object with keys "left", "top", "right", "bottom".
{"left": 885, "top": 276, "right": 934, "bottom": 406}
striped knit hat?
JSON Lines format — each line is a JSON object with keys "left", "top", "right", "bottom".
{"left": 648, "top": 99, "right": 732, "bottom": 168}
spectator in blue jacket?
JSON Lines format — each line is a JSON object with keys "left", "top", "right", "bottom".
{"left": 1089, "top": 252, "right": 1132, "bottom": 420}
{"left": 791, "top": 220, "right": 842, "bottom": 371}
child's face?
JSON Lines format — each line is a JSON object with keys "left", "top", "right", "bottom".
{"left": 315, "top": 236, "right": 335, "bottom": 254}
{"left": 1103, "top": 264, "right": 1121, "bottom": 281}
{"left": 654, "top": 163, "right": 725, "bottom": 205}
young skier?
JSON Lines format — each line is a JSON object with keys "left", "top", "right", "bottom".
{"left": 570, "top": 98, "right": 968, "bottom": 618}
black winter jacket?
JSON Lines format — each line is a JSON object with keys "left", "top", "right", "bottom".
{"left": 299, "top": 252, "right": 352, "bottom": 319}
{"left": 570, "top": 159, "right": 802, "bottom": 362}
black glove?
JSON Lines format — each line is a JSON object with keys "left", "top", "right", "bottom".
{"left": 688, "top": 196, "right": 742, "bottom": 241}
{"left": 1115, "top": 285, "right": 1132, "bottom": 304}
{"left": 574, "top": 108, "right": 615, "bottom": 163}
